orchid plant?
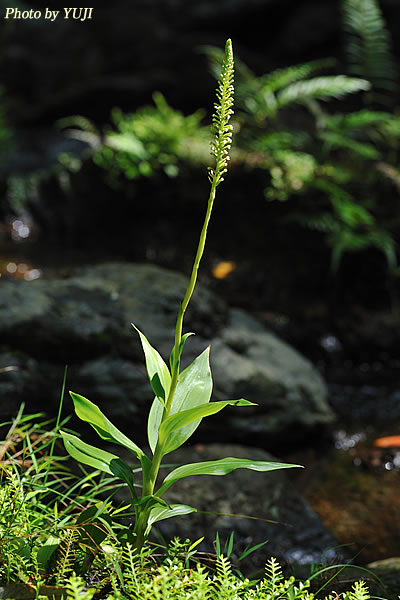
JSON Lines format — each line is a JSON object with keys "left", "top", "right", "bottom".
{"left": 61, "top": 39, "right": 301, "bottom": 551}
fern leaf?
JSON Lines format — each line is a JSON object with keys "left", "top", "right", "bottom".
{"left": 264, "top": 556, "right": 283, "bottom": 589}
{"left": 325, "top": 109, "right": 392, "bottom": 131}
{"left": 343, "top": 0, "right": 398, "bottom": 94}
{"left": 65, "top": 574, "right": 96, "bottom": 600}
{"left": 291, "top": 213, "right": 341, "bottom": 234}
{"left": 345, "top": 579, "right": 371, "bottom": 600}
{"left": 277, "top": 76, "right": 370, "bottom": 108}
{"left": 319, "top": 131, "right": 381, "bottom": 159}
{"left": 56, "top": 529, "right": 79, "bottom": 582}
{"left": 260, "top": 58, "right": 335, "bottom": 95}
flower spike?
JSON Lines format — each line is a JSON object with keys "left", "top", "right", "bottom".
{"left": 209, "top": 38, "right": 234, "bottom": 187}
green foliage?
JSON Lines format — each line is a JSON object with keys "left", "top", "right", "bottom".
{"left": 101, "top": 547, "right": 374, "bottom": 600}
{"left": 342, "top": 0, "right": 398, "bottom": 98}
{"left": 93, "top": 91, "right": 209, "bottom": 181}
{"left": 198, "top": 1, "right": 400, "bottom": 274}
{"left": 235, "top": 61, "right": 368, "bottom": 121}
{"left": 62, "top": 39, "right": 300, "bottom": 552}
{"left": 0, "top": 405, "right": 122, "bottom": 587}
{"left": 64, "top": 573, "right": 96, "bottom": 600}
{"left": 51, "top": 1, "right": 399, "bottom": 277}
{"left": 0, "top": 411, "right": 378, "bottom": 599}
{"left": 205, "top": 5, "right": 398, "bottom": 273}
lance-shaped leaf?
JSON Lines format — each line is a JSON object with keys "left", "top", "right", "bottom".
{"left": 148, "top": 347, "right": 212, "bottom": 454}
{"left": 169, "top": 331, "right": 195, "bottom": 372}
{"left": 36, "top": 536, "right": 60, "bottom": 573}
{"left": 144, "top": 504, "right": 196, "bottom": 536}
{"left": 158, "top": 399, "right": 255, "bottom": 455}
{"left": 133, "top": 324, "right": 171, "bottom": 403}
{"left": 61, "top": 432, "right": 135, "bottom": 492}
{"left": 70, "top": 392, "right": 144, "bottom": 460}
{"left": 156, "top": 457, "right": 302, "bottom": 496}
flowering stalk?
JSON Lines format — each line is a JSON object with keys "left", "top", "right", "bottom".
{"left": 62, "top": 38, "right": 300, "bottom": 555}
{"left": 165, "top": 38, "right": 235, "bottom": 417}
{"left": 139, "top": 41, "right": 235, "bottom": 531}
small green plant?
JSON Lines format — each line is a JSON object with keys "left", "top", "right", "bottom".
{"left": 60, "top": 39, "right": 301, "bottom": 553}
{"left": 70, "top": 548, "right": 375, "bottom": 600}
{"left": 0, "top": 404, "right": 124, "bottom": 586}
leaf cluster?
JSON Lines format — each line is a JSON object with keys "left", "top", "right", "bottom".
{"left": 92, "top": 92, "right": 209, "bottom": 181}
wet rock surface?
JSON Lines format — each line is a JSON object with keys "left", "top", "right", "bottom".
{"left": 0, "top": 262, "right": 333, "bottom": 446}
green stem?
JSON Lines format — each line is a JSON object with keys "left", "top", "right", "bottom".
{"left": 133, "top": 182, "right": 218, "bottom": 549}
{"left": 134, "top": 39, "right": 233, "bottom": 550}
{"left": 165, "top": 181, "right": 217, "bottom": 416}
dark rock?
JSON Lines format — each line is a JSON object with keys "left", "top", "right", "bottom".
{"left": 117, "top": 443, "right": 342, "bottom": 570}
{"left": 0, "top": 352, "right": 42, "bottom": 418}
{"left": 0, "top": 262, "right": 334, "bottom": 445}
{"left": 0, "top": 279, "right": 126, "bottom": 362}
{"left": 208, "top": 309, "right": 332, "bottom": 446}
{"left": 73, "top": 356, "right": 148, "bottom": 422}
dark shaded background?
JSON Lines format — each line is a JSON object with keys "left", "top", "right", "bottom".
{"left": 1, "top": 0, "right": 400, "bottom": 355}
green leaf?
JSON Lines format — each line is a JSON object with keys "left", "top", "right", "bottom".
{"left": 144, "top": 504, "right": 196, "bottom": 536}
{"left": 157, "top": 457, "right": 302, "bottom": 496}
{"left": 169, "top": 331, "right": 195, "bottom": 371}
{"left": 134, "top": 495, "right": 170, "bottom": 509}
{"left": 36, "top": 536, "right": 60, "bottom": 573}
{"left": 150, "top": 372, "right": 166, "bottom": 404}
{"left": 277, "top": 76, "right": 370, "bottom": 108}
{"left": 158, "top": 399, "right": 255, "bottom": 454}
{"left": 75, "top": 503, "right": 112, "bottom": 571}
{"left": 148, "top": 347, "right": 212, "bottom": 454}
{"left": 133, "top": 324, "right": 171, "bottom": 403}
{"left": 61, "top": 432, "right": 135, "bottom": 490}
{"left": 69, "top": 391, "right": 144, "bottom": 460}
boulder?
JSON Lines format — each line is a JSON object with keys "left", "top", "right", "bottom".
{"left": 0, "top": 262, "right": 334, "bottom": 446}
{"left": 116, "top": 443, "right": 341, "bottom": 570}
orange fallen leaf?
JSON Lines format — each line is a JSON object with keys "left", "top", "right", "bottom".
{"left": 212, "top": 261, "right": 236, "bottom": 279}
{"left": 374, "top": 435, "right": 400, "bottom": 448}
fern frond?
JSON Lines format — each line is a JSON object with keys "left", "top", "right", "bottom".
{"left": 260, "top": 58, "right": 335, "bottom": 95}
{"left": 239, "top": 59, "right": 335, "bottom": 118}
{"left": 319, "top": 131, "right": 381, "bottom": 160}
{"left": 65, "top": 573, "right": 96, "bottom": 600}
{"left": 291, "top": 213, "right": 341, "bottom": 234}
{"left": 215, "top": 554, "right": 232, "bottom": 581}
{"left": 120, "top": 543, "right": 141, "bottom": 598}
{"left": 343, "top": 0, "right": 398, "bottom": 95}
{"left": 264, "top": 556, "right": 283, "bottom": 589}
{"left": 277, "top": 75, "right": 370, "bottom": 108}
{"left": 213, "top": 554, "right": 249, "bottom": 600}
{"left": 325, "top": 109, "right": 392, "bottom": 131}
{"left": 344, "top": 579, "right": 371, "bottom": 600}
{"left": 56, "top": 529, "right": 79, "bottom": 582}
